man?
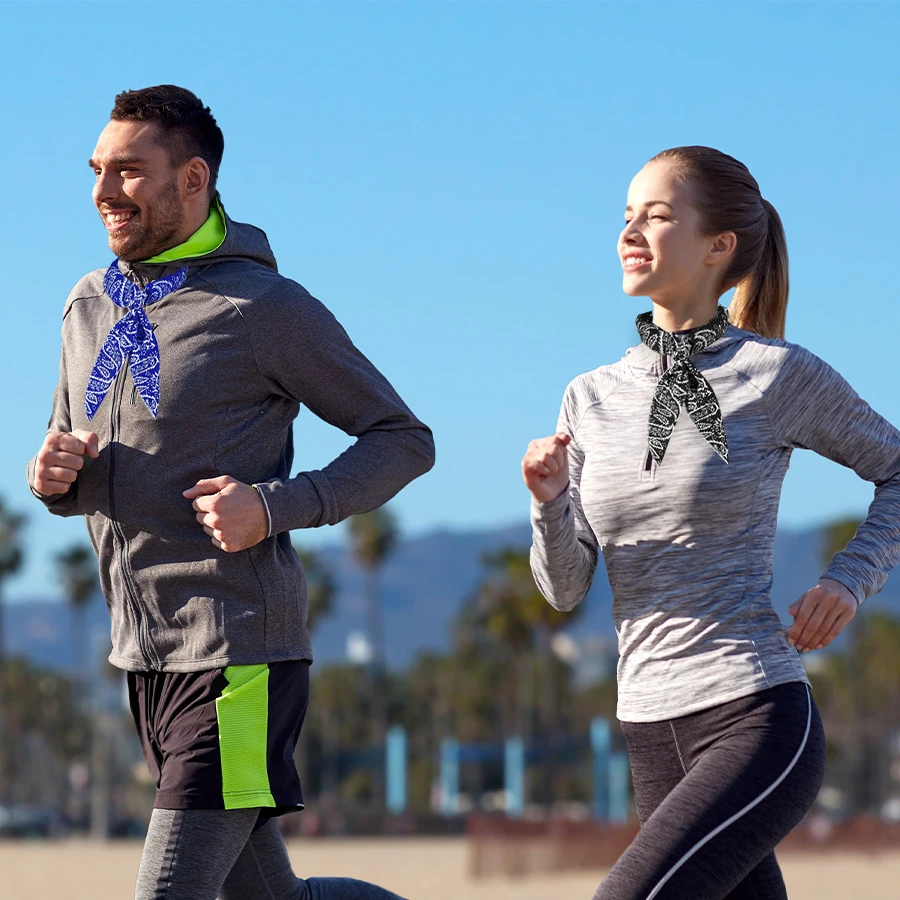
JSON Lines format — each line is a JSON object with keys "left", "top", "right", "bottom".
{"left": 27, "top": 84, "right": 434, "bottom": 900}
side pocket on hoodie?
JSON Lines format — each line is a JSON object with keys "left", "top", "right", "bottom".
{"left": 173, "top": 595, "right": 226, "bottom": 659}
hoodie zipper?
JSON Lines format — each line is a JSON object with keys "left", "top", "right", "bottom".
{"left": 111, "top": 265, "right": 158, "bottom": 670}
{"left": 643, "top": 352, "right": 669, "bottom": 473}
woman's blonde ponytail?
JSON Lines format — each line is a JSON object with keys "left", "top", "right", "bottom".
{"left": 728, "top": 199, "right": 789, "bottom": 340}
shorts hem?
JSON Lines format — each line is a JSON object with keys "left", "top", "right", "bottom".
{"left": 154, "top": 791, "right": 305, "bottom": 811}
{"left": 224, "top": 791, "right": 277, "bottom": 809}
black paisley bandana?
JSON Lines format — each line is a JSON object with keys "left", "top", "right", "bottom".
{"left": 636, "top": 305, "right": 730, "bottom": 466}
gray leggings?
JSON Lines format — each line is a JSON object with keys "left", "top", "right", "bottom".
{"left": 595, "top": 682, "right": 826, "bottom": 900}
{"left": 135, "top": 808, "right": 408, "bottom": 900}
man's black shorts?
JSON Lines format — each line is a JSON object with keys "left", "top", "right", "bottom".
{"left": 127, "top": 660, "right": 310, "bottom": 822}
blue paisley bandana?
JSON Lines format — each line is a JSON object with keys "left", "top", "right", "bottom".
{"left": 85, "top": 261, "right": 188, "bottom": 420}
{"left": 636, "top": 305, "right": 730, "bottom": 466}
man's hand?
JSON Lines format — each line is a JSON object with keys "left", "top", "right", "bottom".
{"left": 522, "top": 433, "right": 571, "bottom": 503}
{"left": 34, "top": 430, "right": 100, "bottom": 495}
{"left": 183, "top": 476, "right": 268, "bottom": 552}
{"left": 787, "top": 577, "right": 858, "bottom": 653}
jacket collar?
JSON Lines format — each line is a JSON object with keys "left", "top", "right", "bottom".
{"left": 623, "top": 323, "right": 748, "bottom": 373}
{"left": 140, "top": 195, "right": 227, "bottom": 264}
{"left": 115, "top": 200, "right": 278, "bottom": 286}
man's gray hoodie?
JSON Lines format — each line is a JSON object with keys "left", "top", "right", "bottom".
{"left": 27, "top": 209, "right": 435, "bottom": 673}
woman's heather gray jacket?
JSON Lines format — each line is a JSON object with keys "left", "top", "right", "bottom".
{"left": 530, "top": 322, "right": 900, "bottom": 721}
{"left": 26, "top": 212, "right": 435, "bottom": 673}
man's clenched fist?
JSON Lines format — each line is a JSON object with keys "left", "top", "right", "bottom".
{"left": 522, "top": 432, "right": 571, "bottom": 503}
{"left": 183, "top": 476, "right": 269, "bottom": 552}
{"left": 34, "top": 430, "right": 100, "bottom": 495}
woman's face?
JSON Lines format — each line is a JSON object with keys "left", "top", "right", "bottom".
{"left": 618, "top": 160, "right": 732, "bottom": 305}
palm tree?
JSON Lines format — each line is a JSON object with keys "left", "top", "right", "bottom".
{"left": 293, "top": 546, "right": 336, "bottom": 635}
{"left": 481, "top": 547, "right": 584, "bottom": 735}
{"left": 55, "top": 543, "right": 100, "bottom": 835}
{"left": 472, "top": 547, "right": 585, "bottom": 807}
{"left": 292, "top": 545, "right": 336, "bottom": 800}
{"left": 56, "top": 545, "right": 99, "bottom": 684}
{"left": 0, "top": 498, "right": 25, "bottom": 667}
{"left": 0, "top": 497, "right": 25, "bottom": 804}
{"left": 347, "top": 506, "right": 398, "bottom": 809}
{"left": 347, "top": 507, "right": 398, "bottom": 670}
{"left": 821, "top": 515, "right": 866, "bottom": 812}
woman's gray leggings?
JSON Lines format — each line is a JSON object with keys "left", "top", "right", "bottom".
{"left": 595, "top": 682, "right": 826, "bottom": 900}
{"left": 135, "top": 807, "right": 408, "bottom": 900}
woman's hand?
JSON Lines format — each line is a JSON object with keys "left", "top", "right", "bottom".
{"left": 522, "top": 433, "right": 571, "bottom": 503}
{"left": 787, "top": 577, "right": 858, "bottom": 652}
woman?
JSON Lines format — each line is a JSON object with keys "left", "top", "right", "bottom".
{"left": 522, "top": 146, "right": 900, "bottom": 899}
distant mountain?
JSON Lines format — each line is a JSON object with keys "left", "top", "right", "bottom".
{"left": 6, "top": 519, "right": 899, "bottom": 677}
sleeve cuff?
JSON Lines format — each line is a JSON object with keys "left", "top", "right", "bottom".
{"left": 530, "top": 485, "right": 571, "bottom": 526}
{"left": 26, "top": 456, "right": 74, "bottom": 505}
{"left": 254, "top": 473, "right": 326, "bottom": 535}
{"left": 820, "top": 569, "right": 864, "bottom": 607}
{"left": 26, "top": 457, "right": 42, "bottom": 497}
{"left": 252, "top": 484, "right": 273, "bottom": 539}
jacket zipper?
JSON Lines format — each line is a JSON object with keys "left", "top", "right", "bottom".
{"left": 111, "top": 266, "right": 158, "bottom": 670}
{"left": 644, "top": 352, "right": 669, "bottom": 473}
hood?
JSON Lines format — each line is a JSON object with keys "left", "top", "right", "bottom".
{"left": 623, "top": 323, "right": 748, "bottom": 373}
{"left": 119, "top": 203, "right": 279, "bottom": 284}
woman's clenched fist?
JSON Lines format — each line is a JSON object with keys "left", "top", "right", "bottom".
{"left": 522, "top": 433, "right": 571, "bottom": 503}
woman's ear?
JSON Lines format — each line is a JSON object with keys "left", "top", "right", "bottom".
{"left": 707, "top": 231, "right": 737, "bottom": 266}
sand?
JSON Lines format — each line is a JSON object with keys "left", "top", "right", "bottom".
{"left": 1, "top": 837, "right": 899, "bottom": 899}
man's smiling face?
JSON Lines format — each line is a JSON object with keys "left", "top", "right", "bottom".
{"left": 90, "top": 120, "right": 186, "bottom": 262}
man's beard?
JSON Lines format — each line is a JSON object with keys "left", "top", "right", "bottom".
{"left": 109, "top": 178, "right": 186, "bottom": 262}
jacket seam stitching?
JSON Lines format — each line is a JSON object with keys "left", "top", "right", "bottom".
{"left": 738, "top": 450, "right": 770, "bottom": 687}
{"left": 720, "top": 355, "right": 784, "bottom": 450}
{"left": 718, "top": 355, "right": 777, "bottom": 686}
{"left": 193, "top": 273, "right": 273, "bottom": 394}
{"left": 212, "top": 405, "right": 232, "bottom": 476}
{"left": 193, "top": 273, "right": 271, "bottom": 480}
{"left": 669, "top": 721, "right": 689, "bottom": 776}
{"left": 245, "top": 548, "right": 269, "bottom": 656}
{"left": 569, "top": 374, "right": 634, "bottom": 437}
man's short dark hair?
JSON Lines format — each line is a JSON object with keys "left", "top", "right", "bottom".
{"left": 111, "top": 85, "right": 224, "bottom": 200}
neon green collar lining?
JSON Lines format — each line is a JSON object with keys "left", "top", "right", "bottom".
{"left": 142, "top": 195, "right": 227, "bottom": 264}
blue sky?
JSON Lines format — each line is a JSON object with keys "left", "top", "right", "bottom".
{"left": 2, "top": 1, "right": 899, "bottom": 601}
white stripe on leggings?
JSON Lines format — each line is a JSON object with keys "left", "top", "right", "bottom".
{"left": 645, "top": 684, "right": 812, "bottom": 900}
